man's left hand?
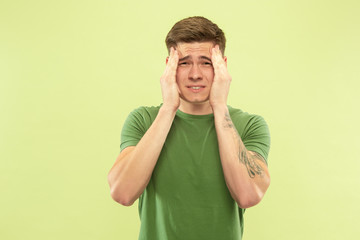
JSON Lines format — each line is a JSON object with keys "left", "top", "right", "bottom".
{"left": 209, "top": 45, "right": 232, "bottom": 109}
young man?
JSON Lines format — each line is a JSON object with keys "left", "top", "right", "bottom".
{"left": 108, "top": 16, "right": 271, "bottom": 240}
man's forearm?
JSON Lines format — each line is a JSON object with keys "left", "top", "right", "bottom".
{"left": 213, "top": 105, "right": 270, "bottom": 208}
{"left": 108, "top": 106, "right": 177, "bottom": 206}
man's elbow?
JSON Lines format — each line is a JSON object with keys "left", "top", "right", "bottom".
{"left": 110, "top": 188, "right": 136, "bottom": 206}
{"left": 236, "top": 179, "right": 270, "bottom": 209}
{"left": 112, "top": 196, "right": 136, "bottom": 207}
{"left": 108, "top": 176, "right": 136, "bottom": 207}
{"left": 236, "top": 194, "right": 262, "bottom": 209}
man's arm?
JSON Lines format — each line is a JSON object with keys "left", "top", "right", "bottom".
{"left": 210, "top": 45, "right": 270, "bottom": 208}
{"left": 107, "top": 48, "right": 180, "bottom": 206}
{"left": 213, "top": 106, "right": 270, "bottom": 208}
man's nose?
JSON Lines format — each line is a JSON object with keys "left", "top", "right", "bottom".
{"left": 189, "top": 64, "right": 202, "bottom": 80}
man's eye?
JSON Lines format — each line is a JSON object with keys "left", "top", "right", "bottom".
{"left": 204, "top": 62, "right": 212, "bottom": 66}
{"left": 179, "top": 62, "right": 188, "bottom": 65}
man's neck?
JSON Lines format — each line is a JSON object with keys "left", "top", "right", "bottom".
{"left": 178, "top": 100, "right": 213, "bottom": 115}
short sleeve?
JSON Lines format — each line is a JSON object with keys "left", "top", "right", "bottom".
{"left": 120, "top": 108, "right": 148, "bottom": 152}
{"left": 242, "top": 115, "right": 271, "bottom": 163}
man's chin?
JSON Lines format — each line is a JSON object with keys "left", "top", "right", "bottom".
{"left": 180, "top": 96, "right": 210, "bottom": 105}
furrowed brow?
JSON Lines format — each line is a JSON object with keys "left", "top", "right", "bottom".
{"left": 179, "top": 56, "right": 190, "bottom": 62}
{"left": 200, "top": 56, "right": 212, "bottom": 62}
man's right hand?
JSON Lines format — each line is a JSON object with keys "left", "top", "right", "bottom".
{"left": 160, "top": 47, "right": 180, "bottom": 112}
{"left": 108, "top": 48, "right": 180, "bottom": 206}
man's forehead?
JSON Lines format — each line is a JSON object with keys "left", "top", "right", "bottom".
{"left": 176, "top": 42, "right": 214, "bottom": 56}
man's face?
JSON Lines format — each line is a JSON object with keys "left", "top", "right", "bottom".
{"left": 175, "top": 42, "right": 216, "bottom": 104}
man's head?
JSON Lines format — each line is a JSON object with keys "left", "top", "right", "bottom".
{"left": 165, "top": 16, "right": 226, "bottom": 55}
{"left": 164, "top": 17, "right": 228, "bottom": 111}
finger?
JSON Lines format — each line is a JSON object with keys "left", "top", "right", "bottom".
{"left": 211, "top": 45, "right": 219, "bottom": 59}
{"left": 213, "top": 45, "right": 223, "bottom": 57}
{"left": 169, "top": 47, "right": 174, "bottom": 59}
{"left": 163, "top": 48, "right": 178, "bottom": 80}
{"left": 211, "top": 47, "right": 222, "bottom": 70}
{"left": 165, "top": 47, "right": 174, "bottom": 66}
{"left": 213, "top": 46, "right": 226, "bottom": 63}
{"left": 168, "top": 49, "right": 179, "bottom": 70}
{"left": 163, "top": 47, "right": 174, "bottom": 76}
{"left": 166, "top": 48, "right": 174, "bottom": 66}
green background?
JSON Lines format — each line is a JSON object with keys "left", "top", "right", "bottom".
{"left": 1, "top": 0, "right": 359, "bottom": 239}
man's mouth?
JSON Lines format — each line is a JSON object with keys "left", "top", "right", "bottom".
{"left": 187, "top": 85, "right": 205, "bottom": 89}
{"left": 187, "top": 85, "right": 205, "bottom": 93}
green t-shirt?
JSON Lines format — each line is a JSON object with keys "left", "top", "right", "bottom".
{"left": 120, "top": 105, "right": 271, "bottom": 240}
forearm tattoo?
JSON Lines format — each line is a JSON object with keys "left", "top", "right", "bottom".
{"left": 224, "top": 113, "right": 267, "bottom": 178}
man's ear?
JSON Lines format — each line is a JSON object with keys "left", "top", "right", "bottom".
{"left": 166, "top": 56, "right": 169, "bottom": 64}
{"left": 223, "top": 56, "right": 228, "bottom": 66}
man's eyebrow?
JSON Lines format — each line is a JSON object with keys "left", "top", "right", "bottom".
{"left": 179, "top": 56, "right": 190, "bottom": 62}
{"left": 179, "top": 56, "right": 212, "bottom": 62}
{"left": 200, "top": 56, "right": 212, "bottom": 62}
